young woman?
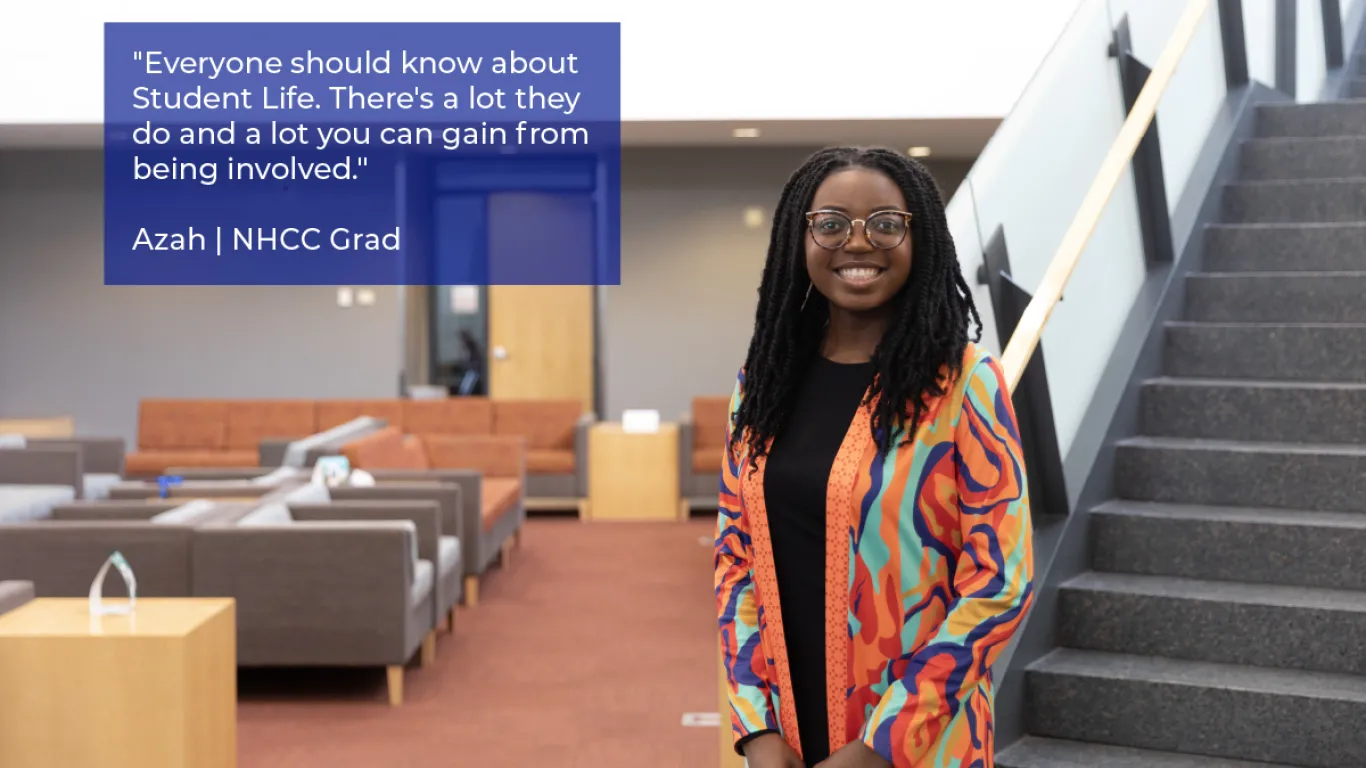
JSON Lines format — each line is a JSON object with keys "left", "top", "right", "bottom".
{"left": 715, "top": 147, "right": 1035, "bottom": 768}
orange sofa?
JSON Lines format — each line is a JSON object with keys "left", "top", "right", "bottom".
{"left": 125, "top": 400, "right": 317, "bottom": 477}
{"left": 679, "top": 395, "right": 731, "bottom": 511}
{"left": 340, "top": 426, "right": 526, "bottom": 588}
{"left": 125, "top": 398, "right": 593, "bottom": 497}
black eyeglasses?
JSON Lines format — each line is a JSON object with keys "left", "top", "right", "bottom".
{"left": 805, "top": 209, "right": 913, "bottom": 250}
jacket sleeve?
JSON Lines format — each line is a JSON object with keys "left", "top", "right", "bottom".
{"left": 859, "top": 355, "right": 1036, "bottom": 766}
{"left": 714, "top": 372, "right": 781, "bottom": 751}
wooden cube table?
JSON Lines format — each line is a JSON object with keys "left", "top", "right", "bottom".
{"left": 586, "top": 422, "right": 681, "bottom": 521}
{"left": 0, "top": 598, "right": 237, "bottom": 768}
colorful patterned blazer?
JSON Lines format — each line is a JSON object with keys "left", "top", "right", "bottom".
{"left": 714, "top": 343, "right": 1035, "bottom": 767}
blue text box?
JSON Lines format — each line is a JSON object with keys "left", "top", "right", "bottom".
{"left": 103, "top": 22, "right": 621, "bottom": 286}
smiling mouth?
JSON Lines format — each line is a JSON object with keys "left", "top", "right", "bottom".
{"left": 834, "top": 266, "right": 885, "bottom": 286}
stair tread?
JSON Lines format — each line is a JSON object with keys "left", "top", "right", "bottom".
{"left": 1244, "top": 135, "right": 1366, "bottom": 144}
{"left": 1118, "top": 435, "right": 1366, "bottom": 456}
{"left": 1190, "top": 270, "right": 1366, "bottom": 279}
{"left": 1167, "top": 319, "right": 1366, "bottom": 328}
{"left": 1030, "top": 648, "right": 1366, "bottom": 702}
{"left": 1063, "top": 571, "right": 1366, "bottom": 612}
{"left": 1092, "top": 499, "right": 1366, "bottom": 529}
{"left": 1143, "top": 376, "right": 1366, "bottom": 391}
{"left": 1206, "top": 221, "right": 1366, "bottom": 229}
{"left": 1227, "top": 175, "right": 1366, "bottom": 186}
{"left": 998, "top": 736, "right": 1298, "bottom": 768}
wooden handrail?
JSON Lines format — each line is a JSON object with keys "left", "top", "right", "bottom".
{"left": 999, "top": 0, "right": 1212, "bottom": 393}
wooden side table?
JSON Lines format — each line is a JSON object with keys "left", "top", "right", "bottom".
{"left": 0, "top": 598, "right": 237, "bottom": 768}
{"left": 586, "top": 422, "right": 681, "bottom": 521}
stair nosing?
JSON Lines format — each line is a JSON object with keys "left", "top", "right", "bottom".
{"left": 1226, "top": 175, "right": 1366, "bottom": 187}
{"left": 1242, "top": 134, "right": 1366, "bottom": 145}
{"left": 1117, "top": 434, "right": 1366, "bottom": 456}
{"left": 1062, "top": 571, "right": 1366, "bottom": 612}
{"left": 999, "top": 736, "right": 1301, "bottom": 768}
{"left": 1166, "top": 319, "right": 1366, "bottom": 329}
{"left": 1142, "top": 376, "right": 1366, "bottom": 392}
{"left": 1091, "top": 499, "right": 1366, "bottom": 529}
{"left": 1030, "top": 648, "right": 1366, "bottom": 702}
{"left": 1188, "top": 270, "right": 1366, "bottom": 279}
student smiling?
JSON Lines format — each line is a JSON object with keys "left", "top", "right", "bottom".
{"left": 715, "top": 146, "right": 1035, "bottom": 768}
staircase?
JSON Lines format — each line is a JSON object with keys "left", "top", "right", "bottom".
{"left": 998, "top": 86, "right": 1366, "bottom": 766}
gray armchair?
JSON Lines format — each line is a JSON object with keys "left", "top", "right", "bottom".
{"left": 0, "top": 580, "right": 35, "bottom": 616}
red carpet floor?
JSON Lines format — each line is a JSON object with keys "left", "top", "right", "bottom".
{"left": 237, "top": 517, "right": 720, "bottom": 767}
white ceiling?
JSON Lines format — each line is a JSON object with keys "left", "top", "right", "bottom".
{"left": 0, "top": 118, "right": 997, "bottom": 159}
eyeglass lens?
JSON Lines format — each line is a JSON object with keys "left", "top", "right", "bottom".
{"left": 809, "top": 211, "right": 908, "bottom": 249}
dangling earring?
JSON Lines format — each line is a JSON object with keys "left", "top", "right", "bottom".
{"left": 800, "top": 283, "right": 813, "bottom": 311}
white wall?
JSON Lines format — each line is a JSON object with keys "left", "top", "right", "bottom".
{"left": 2, "top": 0, "right": 1086, "bottom": 124}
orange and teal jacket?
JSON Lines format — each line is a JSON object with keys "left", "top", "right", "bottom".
{"left": 714, "top": 343, "right": 1035, "bottom": 767}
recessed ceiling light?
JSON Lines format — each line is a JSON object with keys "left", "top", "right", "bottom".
{"left": 733, "top": 127, "right": 761, "bottom": 139}
{"left": 743, "top": 207, "right": 766, "bottom": 229}
{"left": 908, "top": 146, "right": 933, "bottom": 158}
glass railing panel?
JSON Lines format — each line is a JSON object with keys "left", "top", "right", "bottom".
{"left": 1299, "top": 0, "right": 1329, "bottom": 100}
{"left": 954, "top": 0, "right": 1148, "bottom": 459}
{"left": 1244, "top": 0, "right": 1280, "bottom": 87}
{"left": 944, "top": 183, "right": 1000, "bottom": 356}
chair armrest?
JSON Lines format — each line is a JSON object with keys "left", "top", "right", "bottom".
{"left": 677, "top": 416, "right": 695, "bottom": 488}
{"left": 367, "top": 470, "right": 481, "bottom": 561}
{"left": 327, "top": 483, "right": 462, "bottom": 555}
{"left": 0, "top": 446, "right": 83, "bottom": 497}
{"left": 163, "top": 466, "right": 269, "bottom": 481}
{"left": 0, "top": 580, "right": 34, "bottom": 615}
{"left": 574, "top": 414, "right": 595, "bottom": 497}
{"left": 258, "top": 438, "right": 293, "bottom": 468}
{"left": 289, "top": 500, "right": 441, "bottom": 566}
{"left": 49, "top": 501, "right": 180, "bottom": 521}
{"left": 30, "top": 437, "right": 125, "bottom": 476}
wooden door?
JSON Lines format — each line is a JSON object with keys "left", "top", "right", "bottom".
{"left": 488, "top": 285, "right": 594, "bottom": 410}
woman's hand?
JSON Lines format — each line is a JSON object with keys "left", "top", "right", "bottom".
{"left": 815, "top": 740, "right": 891, "bottom": 768}
{"left": 742, "top": 733, "right": 805, "bottom": 768}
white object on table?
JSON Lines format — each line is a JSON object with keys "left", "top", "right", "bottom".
{"left": 621, "top": 409, "right": 661, "bottom": 434}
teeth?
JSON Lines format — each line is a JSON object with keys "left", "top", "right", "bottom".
{"left": 837, "top": 267, "right": 880, "bottom": 280}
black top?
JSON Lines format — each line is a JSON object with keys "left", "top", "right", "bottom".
{"left": 761, "top": 356, "right": 875, "bottom": 766}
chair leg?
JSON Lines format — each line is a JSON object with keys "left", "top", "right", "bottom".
{"left": 386, "top": 666, "right": 404, "bottom": 706}
{"left": 420, "top": 631, "right": 436, "bottom": 667}
{"left": 577, "top": 499, "right": 590, "bottom": 520}
{"left": 463, "top": 575, "right": 479, "bottom": 608}
{"left": 500, "top": 539, "right": 514, "bottom": 567}
{"left": 513, "top": 526, "right": 523, "bottom": 548}
{"left": 446, "top": 607, "right": 457, "bottom": 632}
{"left": 678, "top": 499, "right": 690, "bottom": 521}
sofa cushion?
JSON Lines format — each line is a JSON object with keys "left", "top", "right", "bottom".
{"left": 0, "top": 485, "right": 76, "bottom": 522}
{"left": 480, "top": 478, "right": 521, "bottom": 532}
{"left": 283, "top": 482, "right": 331, "bottom": 505}
{"left": 340, "top": 428, "right": 429, "bottom": 471}
{"left": 423, "top": 435, "right": 523, "bottom": 476}
{"left": 316, "top": 400, "right": 404, "bottom": 432}
{"left": 692, "top": 396, "right": 731, "bottom": 450}
{"left": 527, "top": 449, "right": 574, "bottom": 475}
{"left": 493, "top": 400, "right": 581, "bottom": 450}
{"left": 83, "top": 473, "right": 121, "bottom": 500}
{"left": 124, "top": 450, "right": 257, "bottom": 476}
{"left": 227, "top": 400, "right": 317, "bottom": 450}
{"left": 138, "top": 400, "right": 229, "bottom": 451}
{"left": 692, "top": 447, "right": 725, "bottom": 474}
{"left": 411, "top": 559, "right": 435, "bottom": 607}
{"left": 403, "top": 398, "right": 494, "bottom": 436}
{"left": 151, "top": 499, "right": 218, "bottom": 525}
{"left": 237, "top": 501, "right": 294, "bottom": 526}
{"left": 438, "top": 535, "right": 461, "bottom": 574}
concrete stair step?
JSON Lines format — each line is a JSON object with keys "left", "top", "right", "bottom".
{"left": 997, "top": 736, "right": 1298, "bottom": 768}
{"left": 1114, "top": 435, "right": 1366, "bottom": 512}
{"left": 1059, "top": 571, "right": 1366, "bottom": 675}
{"left": 1203, "top": 223, "right": 1366, "bottom": 272}
{"left": 1241, "top": 136, "right": 1366, "bottom": 180}
{"left": 1222, "top": 177, "right": 1366, "bottom": 224}
{"left": 1164, "top": 321, "right": 1366, "bottom": 381}
{"left": 1141, "top": 376, "right": 1366, "bottom": 443}
{"left": 1092, "top": 500, "right": 1366, "bottom": 591}
{"left": 1185, "top": 271, "right": 1366, "bottom": 322}
{"left": 1025, "top": 648, "right": 1366, "bottom": 766}
{"left": 1255, "top": 99, "right": 1366, "bottom": 138}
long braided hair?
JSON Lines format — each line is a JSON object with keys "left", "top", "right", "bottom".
{"left": 730, "top": 146, "right": 982, "bottom": 465}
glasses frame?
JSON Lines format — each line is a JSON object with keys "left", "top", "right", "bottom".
{"left": 805, "top": 209, "right": 914, "bottom": 250}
